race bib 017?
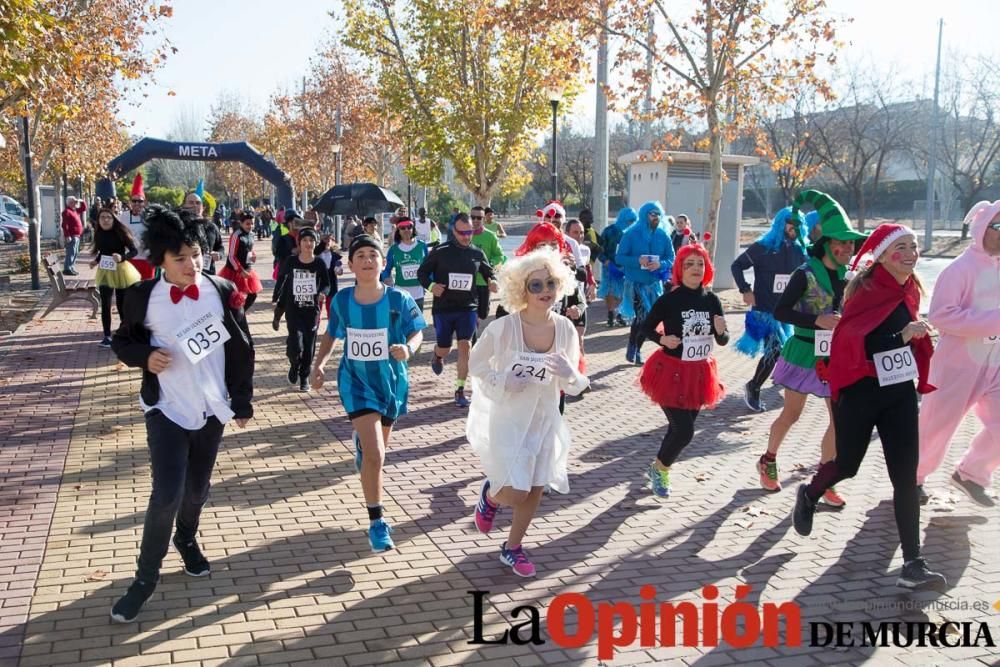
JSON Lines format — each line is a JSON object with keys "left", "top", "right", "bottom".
{"left": 401, "top": 263, "right": 419, "bottom": 281}
{"left": 448, "top": 273, "right": 473, "bottom": 291}
{"left": 773, "top": 274, "right": 791, "bottom": 293}
{"left": 814, "top": 330, "right": 833, "bottom": 357}
{"left": 509, "top": 352, "right": 552, "bottom": 385}
{"left": 682, "top": 334, "right": 713, "bottom": 362}
{"left": 346, "top": 327, "right": 389, "bottom": 362}
{"left": 99, "top": 255, "right": 117, "bottom": 271}
{"left": 873, "top": 346, "right": 918, "bottom": 387}
{"left": 173, "top": 311, "right": 231, "bottom": 365}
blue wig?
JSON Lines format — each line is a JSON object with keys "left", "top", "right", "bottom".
{"left": 805, "top": 210, "right": 821, "bottom": 235}
{"left": 636, "top": 201, "right": 672, "bottom": 235}
{"left": 613, "top": 207, "right": 638, "bottom": 231}
{"left": 758, "top": 206, "right": 807, "bottom": 253}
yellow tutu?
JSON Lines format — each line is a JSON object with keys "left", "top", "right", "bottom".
{"left": 95, "top": 261, "right": 142, "bottom": 289}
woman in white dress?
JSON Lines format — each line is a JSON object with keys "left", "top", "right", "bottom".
{"left": 467, "top": 248, "right": 590, "bottom": 577}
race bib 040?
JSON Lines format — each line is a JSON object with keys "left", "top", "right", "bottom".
{"left": 873, "top": 346, "right": 918, "bottom": 387}
{"left": 448, "top": 273, "right": 473, "bottom": 291}
{"left": 173, "top": 310, "right": 231, "bottom": 365}
{"left": 509, "top": 352, "right": 552, "bottom": 385}
{"left": 682, "top": 334, "right": 713, "bottom": 362}
{"left": 346, "top": 327, "right": 389, "bottom": 361}
{"left": 99, "top": 255, "right": 117, "bottom": 271}
{"left": 814, "top": 330, "right": 833, "bottom": 357}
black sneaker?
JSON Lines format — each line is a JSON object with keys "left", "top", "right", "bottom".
{"left": 272, "top": 315, "right": 281, "bottom": 332}
{"left": 793, "top": 484, "right": 817, "bottom": 536}
{"left": 615, "top": 314, "right": 627, "bottom": 327}
{"left": 897, "top": 557, "right": 947, "bottom": 591}
{"left": 607, "top": 312, "right": 614, "bottom": 327}
{"left": 98, "top": 336, "right": 112, "bottom": 348}
{"left": 950, "top": 471, "right": 996, "bottom": 508}
{"left": 299, "top": 377, "right": 309, "bottom": 393}
{"left": 744, "top": 382, "right": 765, "bottom": 412}
{"left": 110, "top": 579, "right": 156, "bottom": 623}
{"left": 917, "top": 485, "right": 929, "bottom": 506}
{"left": 287, "top": 365, "right": 298, "bottom": 385}
{"left": 172, "top": 536, "right": 210, "bottom": 577}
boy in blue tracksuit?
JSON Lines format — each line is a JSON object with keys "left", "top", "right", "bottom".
{"left": 615, "top": 201, "right": 675, "bottom": 365}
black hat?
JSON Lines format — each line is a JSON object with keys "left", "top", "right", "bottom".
{"left": 285, "top": 209, "right": 303, "bottom": 223}
{"left": 298, "top": 227, "right": 318, "bottom": 242}
{"left": 348, "top": 234, "right": 384, "bottom": 260}
{"left": 238, "top": 210, "right": 254, "bottom": 221}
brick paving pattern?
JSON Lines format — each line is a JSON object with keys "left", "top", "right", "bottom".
{"left": 0, "top": 243, "right": 996, "bottom": 666}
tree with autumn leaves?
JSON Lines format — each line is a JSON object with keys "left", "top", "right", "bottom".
{"left": 344, "top": 0, "right": 587, "bottom": 206}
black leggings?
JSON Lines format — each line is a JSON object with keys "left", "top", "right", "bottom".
{"left": 806, "top": 377, "right": 921, "bottom": 561}
{"left": 657, "top": 407, "right": 701, "bottom": 466}
{"left": 99, "top": 285, "right": 125, "bottom": 337}
{"left": 244, "top": 293, "right": 258, "bottom": 312}
{"left": 747, "top": 331, "right": 782, "bottom": 391}
{"left": 629, "top": 293, "right": 646, "bottom": 350}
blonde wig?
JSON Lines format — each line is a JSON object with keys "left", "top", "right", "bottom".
{"left": 497, "top": 248, "right": 577, "bottom": 313}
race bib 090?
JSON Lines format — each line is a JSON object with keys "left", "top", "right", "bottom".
{"left": 448, "top": 273, "right": 473, "bottom": 291}
{"left": 873, "top": 346, "right": 918, "bottom": 387}
{"left": 173, "top": 311, "right": 231, "bottom": 365}
{"left": 509, "top": 352, "right": 552, "bottom": 385}
{"left": 346, "top": 327, "right": 389, "bottom": 361}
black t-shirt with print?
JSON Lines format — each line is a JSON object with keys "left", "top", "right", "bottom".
{"left": 641, "top": 283, "right": 729, "bottom": 358}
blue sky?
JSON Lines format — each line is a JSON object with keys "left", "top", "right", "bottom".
{"left": 119, "top": 0, "right": 999, "bottom": 139}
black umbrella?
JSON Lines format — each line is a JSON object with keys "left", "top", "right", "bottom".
{"left": 312, "top": 183, "right": 405, "bottom": 217}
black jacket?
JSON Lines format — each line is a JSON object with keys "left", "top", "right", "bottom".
{"left": 111, "top": 275, "right": 255, "bottom": 419}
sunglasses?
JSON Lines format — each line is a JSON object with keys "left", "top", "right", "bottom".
{"left": 454, "top": 229, "right": 474, "bottom": 236}
{"left": 526, "top": 278, "right": 558, "bottom": 294}
{"left": 470, "top": 215, "right": 484, "bottom": 221}
{"left": 988, "top": 222, "right": 1000, "bottom": 232}
{"left": 131, "top": 199, "right": 144, "bottom": 203}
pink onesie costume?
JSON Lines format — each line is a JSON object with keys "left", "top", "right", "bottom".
{"left": 917, "top": 200, "right": 1000, "bottom": 488}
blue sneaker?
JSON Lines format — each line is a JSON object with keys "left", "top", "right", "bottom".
{"left": 626, "top": 341, "right": 636, "bottom": 363}
{"left": 353, "top": 430, "right": 362, "bottom": 473}
{"left": 369, "top": 518, "right": 394, "bottom": 553}
{"left": 647, "top": 463, "right": 671, "bottom": 498}
{"left": 454, "top": 389, "right": 470, "bottom": 408}
{"left": 431, "top": 355, "right": 444, "bottom": 376}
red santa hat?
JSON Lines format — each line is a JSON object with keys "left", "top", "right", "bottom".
{"left": 536, "top": 200, "right": 566, "bottom": 221}
{"left": 846, "top": 223, "right": 915, "bottom": 279}
{"left": 130, "top": 173, "right": 145, "bottom": 200}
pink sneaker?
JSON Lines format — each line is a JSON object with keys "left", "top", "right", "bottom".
{"left": 500, "top": 542, "right": 536, "bottom": 577}
{"left": 822, "top": 486, "right": 846, "bottom": 507}
{"left": 474, "top": 479, "right": 499, "bottom": 533}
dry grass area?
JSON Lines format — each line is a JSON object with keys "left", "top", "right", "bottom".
{"left": 0, "top": 240, "right": 58, "bottom": 335}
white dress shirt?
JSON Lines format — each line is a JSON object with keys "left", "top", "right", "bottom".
{"left": 140, "top": 275, "right": 235, "bottom": 429}
{"left": 121, "top": 212, "right": 149, "bottom": 259}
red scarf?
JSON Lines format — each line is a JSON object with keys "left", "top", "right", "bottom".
{"left": 828, "top": 263, "right": 935, "bottom": 400}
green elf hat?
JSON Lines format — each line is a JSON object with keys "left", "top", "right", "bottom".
{"left": 791, "top": 189, "right": 867, "bottom": 241}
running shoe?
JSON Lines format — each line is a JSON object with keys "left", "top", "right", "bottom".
{"left": 950, "top": 471, "right": 996, "bottom": 507}
{"left": 299, "top": 377, "right": 309, "bottom": 393}
{"left": 821, "top": 486, "right": 846, "bottom": 507}
{"left": 743, "top": 382, "right": 765, "bottom": 412}
{"left": 353, "top": 430, "right": 363, "bottom": 473}
{"left": 647, "top": 463, "right": 671, "bottom": 498}
{"left": 625, "top": 341, "right": 636, "bottom": 363}
{"left": 634, "top": 346, "right": 643, "bottom": 365}
{"left": 897, "top": 558, "right": 947, "bottom": 591}
{"left": 287, "top": 365, "right": 298, "bottom": 385}
{"left": 431, "top": 355, "right": 444, "bottom": 376}
{"left": 615, "top": 314, "right": 627, "bottom": 327}
{"left": 369, "top": 518, "right": 395, "bottom": 553}
{"left": 98, "top": 336, "right": 112, "bottom": 348}
{"left": 474, "top": 479, "right": 499, "bottom": 533}
{"left": 793, "top": 484, "right": 817, "bottom": 536}
{"left": 109, "top": 579, "right": 156, "bottom": 623}
{"left": 499, "top": 542, "right": 536, "bottom": 577}
{"left": 172, "top": 536, "right": 210, "bottom": 576}
{"left": 917, "top": 485, "right": 929, "bottom": 506}
{"left": 607, "top": 312, "right": 614, "bottom": 328}
{"left": 757, "top": 457, "right": 780, "bottom": 492}
{"left": 454, "top": 389, "right": 470, "bottom": 408}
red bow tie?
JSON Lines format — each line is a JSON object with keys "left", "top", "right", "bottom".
{"left": 169, "top": 284, "right": 200, "bottom": 304}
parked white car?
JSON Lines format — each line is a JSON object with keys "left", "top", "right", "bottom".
{"left": 0, "top": 195, "right": 29, "bottom": 223}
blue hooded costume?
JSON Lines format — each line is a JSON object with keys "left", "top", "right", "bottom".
{"left": 597, "top": 207, "right": 637, "bottom": 301}
{"left": 615, "top": 201, "right": 675, "bottom": 322}
{"left": 730, "top": 206, "right": 808, "bottom": 357}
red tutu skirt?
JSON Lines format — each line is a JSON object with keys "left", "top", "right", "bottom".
{"left": 128, "top": 258, "right": 155, "bottom": 281}
{"left": 638, "top": 348, "right": 725, "bottom": 410}
{"left": 218, "top": 265, "right": 263, "bottom": 294}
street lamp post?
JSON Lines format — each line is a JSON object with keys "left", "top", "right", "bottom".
{"left": 548, "top": 87, "right": 562, "bottom": 202}
{"left": 331, "top": 143, "right": 342, "bottom": 244}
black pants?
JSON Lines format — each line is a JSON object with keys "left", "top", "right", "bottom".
{"left": 657, "top": 407, "right": 701, "bottom": 466}
{"left": 136, "top": 410, "right": 224, "bottom": 582}
{"left": 807, "top": 378, "right": 921, "bottom": 561}
{"left": 286, "top": 314, "right": 319, "bottom": 378}
{"left": 476, "top": 285, "right": 490, "bottom": 321}
{"left": 629, "top": 293, "right": 646, "bottom": 350}
{"left": 747, "top": 331, "right": 782, "bottom": 391}
{"left": 99, "top": 285, "right": 125, "bottom": 338}
{"left": 244, "top": 293, "right": 258, "bottom": 312}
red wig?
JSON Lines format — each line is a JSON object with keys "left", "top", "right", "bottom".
{"left": 516, "top": 222, "right": 568, "bottom": 256}
{"left": 671, "top": 238, "right": 715, "bottom": 287}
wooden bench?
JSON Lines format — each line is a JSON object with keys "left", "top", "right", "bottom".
{"left": 40, "top": 253, "right": 98, "bottom": 320}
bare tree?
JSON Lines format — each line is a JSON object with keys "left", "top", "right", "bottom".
{"left": 753, "top": 96, "right": 825, "bottom": 206}
{"left": 805, "top": 66, "right": 915, "bottom": 229}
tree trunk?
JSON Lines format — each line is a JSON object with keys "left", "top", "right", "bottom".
{"left": 704, "top": 107, "right": 724, "bottom": 262}
{"left": 473, "top": 189, "right": 492, "bottom": 207}
{"left": 855, "top": 187, "right": 866, "bottom": 232}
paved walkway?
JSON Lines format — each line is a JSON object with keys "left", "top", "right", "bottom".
{"left": 0, "top": 245, "right": 997, "bottom": 667}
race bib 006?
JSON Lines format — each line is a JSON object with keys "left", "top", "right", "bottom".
{"left": 346, "top": 327, "right": 389, "bottom": 362}
{"left": 873, "top": 346, "right": 918, "bottom": 387}
{"left": 173, "top": 311, "right": 231, "bottom": 365}
{"left": 509, "top": 352, "right": 552, "bottom": 385}
{"left": 448, "top": 273, "right": 473, "bottom": 291}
